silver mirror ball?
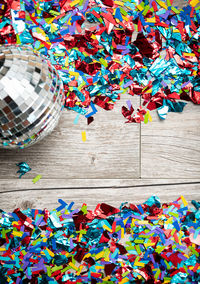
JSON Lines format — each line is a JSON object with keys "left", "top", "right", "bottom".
{"left": 0, "top": 45, "right": 65, "bottom": 149}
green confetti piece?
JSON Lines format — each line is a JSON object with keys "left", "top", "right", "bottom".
{"left": 51, "top": 265, "right": 63, "bottom": 272}
{"left": 134, "top": 239, "right": 145, "bottom": 244}
{"left": 120, "top": 7, "right": 128, "bottom": 16}
{"left": 171, "top": 6, "right": 180, "bottom": 14}
{"left": 122, "top": 270, "right": 130, "bottom": 277}
{"left": 47, "top": 266, "right": 51, "bottom": 277}
{"left": 154, "top": 268, "right": 161, "bottom": 280}
{"left": 99, "top": 58, "right": 108, "bottom": 67}
{"left": 189, "top": 246, "right": 199, "bottom": 257}
{"left": 142, "top": 5, "right": 150, "bottom": 15}
{"left": 32, "top": 174, "right": 42, "bottom": 184}
{"left": 135, "top": 244, "right": 141, "bottom": 255}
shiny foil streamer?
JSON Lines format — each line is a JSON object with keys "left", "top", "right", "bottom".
{"left": 0, "top": 45, "right": 65, "bottom": 149}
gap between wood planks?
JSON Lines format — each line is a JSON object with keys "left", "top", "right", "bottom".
{"left": 1, "top": 181, "right": 200, "bottom": 194}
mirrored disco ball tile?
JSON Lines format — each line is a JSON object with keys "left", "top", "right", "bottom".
{"left": 0, "top": 45, "right": 65, "bottom": 149}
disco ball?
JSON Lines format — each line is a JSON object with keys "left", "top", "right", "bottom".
{"left": 0, "top": 45, "right": 65, "bottom": 149}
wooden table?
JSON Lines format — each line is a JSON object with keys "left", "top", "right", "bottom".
{"left": 0, "top": 0, "right": 200, "bottom": 211}
{"left": 0, "top": 92, "right": 200, "bottom": 211}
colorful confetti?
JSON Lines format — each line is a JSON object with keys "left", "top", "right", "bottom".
{"left": 0, "top": 0, "right": 199, "bottom": 124}
{"left": 0, "top": 196, "right": 200, "bottom": 283}
{"left": 16, "top": 162, "right": 31, "bottom": 178}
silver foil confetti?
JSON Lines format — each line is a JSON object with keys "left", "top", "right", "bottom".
{"left": 0, "top": 45, "right": 65, "bottom": 149}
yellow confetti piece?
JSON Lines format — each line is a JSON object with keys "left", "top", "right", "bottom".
{"left": 69, "top": 71, "right": 79, "bottom": 80}
{"left": 122, "top": 15, "right": 129, "bottom": 21}
{"left": 137, "top": 4, "right": 144, "bottom": 11}
{"left": 183, "top": 52, "right": 196, "bottom": 57}
{"left": 190, "top": 0, "right": 199, "bottom": 6}
{"left": 131, "top": 218, "right": 135, "bottom": 226}
{"left": 103, "top": 276, "right": 111, "bottom": 281}
{"left": 64, "top": 57, "right": 69, "bottom": 67}
{"left": 144, "top": 242, "right": 156, "bottom": 248}
{"left": 69, "top": 262, "right": 78, "bottom": 271}
{"left": 70, "top": 0, "right": 80, "bottom": 7}
{"left": 77, "top": 264, "right": 83, "bottom": 276}
{"left": 119, "top": 277, "right": 130, "bottom": 283}
{"left": 114, "top": 1, "right": 124, "bottom": 6}
{"left": 103, "top": 225, "right": 112, "bottom": 232}
{"left": 148, "top": 112, "right": 152, "bottom": 122}
{"left": 82, "top": 131, "right": 86, "bottom": 142}
{"left": 181, "top": 195, "right": 188, "bottom": 206}
{"left": 95, "top": 250, "right": 104, "bottom": 260}
{"left": 121, "top": 228, "right": 124, "bottom": 239}
{"left": 0, "top": 248, "right": 6, "bottom": 252}
{"left": 134, "top": 261, "right": 145, "bottom": 267}
{"left": 83, "top": 253, "right": 91, "bottom": 260}
{"left": 12, "top": 231, "right": 23, "bottom": 237}
{"left": 47, "top": 16, "right": 56, "bottom": 24}
{"left": 165, "top": 217, "right": 173, "bottom": 224}
{"left": 91, "top": 34, "right": 97, "bottom": 40}
{"left": 46, "top": 248, "right": 55, "bottom": 257}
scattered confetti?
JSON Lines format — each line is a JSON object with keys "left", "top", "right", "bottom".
{"left": 32, "top": 174, "right": 42, "bottom": 184}
{"left": 16, "top": 162, "right": 31, "bottom": 178}
{"left": 1, "top": 0, "right": 199, "bottom": 124}
{"left": 0, "top": 196, "right": 200, "bottom": 283}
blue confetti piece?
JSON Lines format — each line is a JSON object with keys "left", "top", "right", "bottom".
{"left": 56, "top": 199, "right": 68, "bottom": 211}
{"left": 16, "top": 162, "right": 31, "bottom": 178}
{"left": 85, "top": 102, "right": 98, "bottom": 118}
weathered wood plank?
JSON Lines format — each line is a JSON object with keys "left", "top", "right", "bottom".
{"left": 0, "top": 95, "right": 140, "bottom": 179}
{"left": 1, "top": 182, "right": 199, "bottom": 211}
{"left": 141, "top": 103, "right": 200, "bottom": 178}
{"left": 0, "top": 178, "right": 200, "bottom": 192}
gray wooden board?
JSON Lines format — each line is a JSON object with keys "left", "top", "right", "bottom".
{"left": 1, "top": 181, "right": 200, "bottom": 211}
{"left": 0, "top": 94, "right": 140, "bottom": 179}
{"left": 1, "top": 178, "right": 200, "bottom": 192}
{"left": 141, "top": 103, "right": 200, "bottom": 179}
{"left": 0, "top": 93, "right": 200, "bottom": 212}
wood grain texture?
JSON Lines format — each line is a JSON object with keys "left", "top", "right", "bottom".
{"left": 1, "top": 181, "right": 199, "bottom": 211}
{"left": 0, "top": 94, "right": 140, "bottom": 179}
{"left": 141, "top": 103, "right": 200, "bottom": 178}
{"left": 0, "top": 178, "right": 200, "bottom": 192}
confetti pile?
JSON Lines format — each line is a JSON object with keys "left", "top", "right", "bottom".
{"left": 0, "top": 196, "right": 200, "bottom": 283}
{"left": 0, "top": 0, "right": 200, "bottom": 124}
